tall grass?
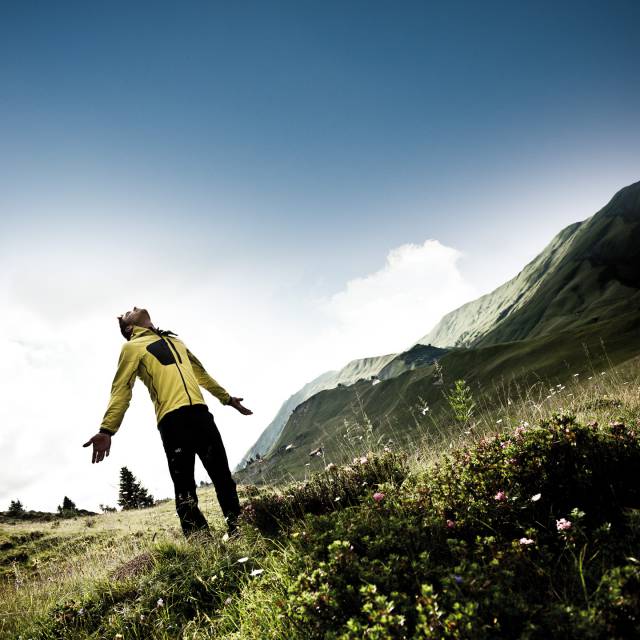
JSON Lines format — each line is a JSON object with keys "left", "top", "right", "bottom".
{"left": 1, "top": 358, "right": 639, "bottom": 638}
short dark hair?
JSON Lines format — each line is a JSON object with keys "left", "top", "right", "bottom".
{"left": 118, "top": 316, "right": 133, "bottom": 341}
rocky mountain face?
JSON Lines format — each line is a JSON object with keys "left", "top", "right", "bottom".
{"left": 237, "top": 181, "right": 640, "bottom": 482}
{"left": 419, "top": 181, "right": 640, "bottom": 348}
{"left": 236, "top": 353, "right": 396, "bottom": 469}
{"left": 377, "top": 344, "right": 449, "bottom": 380}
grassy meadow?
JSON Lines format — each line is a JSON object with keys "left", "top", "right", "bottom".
{"left": 237, "top": 311, "right": 640, "bottom": 485}
{"left": 1, "top": 357, "right": 639, "bottom": 639}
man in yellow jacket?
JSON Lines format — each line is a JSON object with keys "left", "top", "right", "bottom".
{"left": 83, "top": 306, "right": 252, "bottom": 538}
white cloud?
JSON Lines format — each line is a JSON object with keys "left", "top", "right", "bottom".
{"left": 0, "top": 237, "right": 474, "bottom": 513}
{"left": 314, "top": 240, "right": 475, "bottom": 360}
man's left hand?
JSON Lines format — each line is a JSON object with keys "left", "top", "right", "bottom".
{"left": 228, "top": 397, "right": 253, "bottom": 415}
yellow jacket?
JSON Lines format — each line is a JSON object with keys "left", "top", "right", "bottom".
{"left": 99, "top": 325, "right": 231, "bottom": 435}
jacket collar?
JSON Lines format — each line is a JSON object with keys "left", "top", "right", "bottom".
{"left": 130, "top": 325, "right": 155, "bottom": 340}
{"left": 130, "top": 325, "right": 178, "bottom": 340}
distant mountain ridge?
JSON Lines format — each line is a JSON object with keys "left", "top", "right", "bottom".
{"left": 377, "top": 344, "right": 448, "bottom": 380}
{"left": 236, "top": 181, "right": 640, "bottom": 482}
{"left": 236, "top": 353, "right": 396, "bottom": 468}
{"left": 419, "top": 181, "right": 640, "bottom": 348}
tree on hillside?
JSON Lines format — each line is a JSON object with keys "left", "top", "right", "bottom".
{"left": 7, "top": 500, "right": 25, "bottom": 517}
{"left": 99, "top": 504, "right": 117, "bottom": 513}
{"left": 118, "top": 466, "right": 155, "bottom": 510}
{"left": 57, "top": 496, "right": 78, "bottom": 516}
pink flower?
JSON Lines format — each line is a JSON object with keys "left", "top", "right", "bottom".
{"left": 519, "top": 537, "right": 534, "bottom": 545}
{"left": 372, "top": 492, "right": 385, "bottom": 503}
{"left": 556, "top": 518, "right": 572, "bottom": 531}
{"left": 494, "top": 490, "right": 507, "bottom": 502}
{"left": 446, "top": 519, "right": 456, "bottom": 529}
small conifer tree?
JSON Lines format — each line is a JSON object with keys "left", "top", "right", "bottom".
{"left": 57, "top": 496, "right": 78, "bottom": 516}
{"left": 118, "top": 466, "right": 155, "bottom": 509}
{"left": 118, "top": 466, "right": 136, "bottom": 509}
{"left": 7, "top": 499, "right": 25, "bottom": 517}
{"left": 99, "top": 504, "right": 117, "bottom": 513}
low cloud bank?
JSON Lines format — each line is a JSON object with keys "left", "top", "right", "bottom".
{"left": 0, "top": 238, "right": 474, "bottom": 511}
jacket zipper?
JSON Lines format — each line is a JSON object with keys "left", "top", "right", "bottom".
{"left": 157, "top": 332, "right": 192, "bottom": 405}
{"left": 166, "top": 337, "right": 183, "bottom": 363}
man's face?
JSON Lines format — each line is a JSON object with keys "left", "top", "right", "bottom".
{"left": 120, "top": 306, "right": 150, "bottom": 327}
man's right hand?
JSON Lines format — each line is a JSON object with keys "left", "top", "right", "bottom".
{"left": 83, "top": 433, "right": 112, "bottom": 464}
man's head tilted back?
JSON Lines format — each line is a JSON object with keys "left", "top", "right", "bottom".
{"left": 117, "top": 306, "right": 152, "bottom": 341}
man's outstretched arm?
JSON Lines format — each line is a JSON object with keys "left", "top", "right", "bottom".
{"left": 186, "top": 348, "right": 253, "bottom": 415}
{"left": 83, "top": 343, "right": 139, "bottom": 463}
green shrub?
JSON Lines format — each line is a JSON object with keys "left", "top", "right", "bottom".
{"left": 240, "top": 450, "right": 409, "bottom": 534}
{"left": 276, "top": 415, "right": 640, "bottom": 638}
{"left": 445, "top": 379, "right": 476, "bottom": 425}
{"left": 17, "top": 414, "right": 640, "bottom": 639}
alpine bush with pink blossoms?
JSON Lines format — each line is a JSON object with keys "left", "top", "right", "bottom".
{"left": 239, "top": 449, "right": 409, "bottom": 534}
{"left": 248, "top": 412, "right": 640, "bottom": 639}
{"left": 17, "top": 412, "right": 640, "bottom": 639}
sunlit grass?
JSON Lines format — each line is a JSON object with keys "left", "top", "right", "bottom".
{"left": 2, "top": 357, "right": 639, "bottom": 638}
{"left": 0, "top": 490, "right": 228, "bottom": 637}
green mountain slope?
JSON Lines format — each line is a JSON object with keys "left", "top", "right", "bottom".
{"left": 420, "top": 180, "right": 640, "bottom": 348}
{"left": 237, "top": 310, "right": 640, "bottom": 483}
{"left": 236, "top": 181, "right": 640, "bottom": 484}
{"left": 236, "top": 353, "right": 396, "bottom": 469}
{"left": 377, "top": 344, "right": 449, "bottom": 380}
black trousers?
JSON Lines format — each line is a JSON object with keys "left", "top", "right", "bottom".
{"left": 158, "top": 403, "right": 241, "bottom": 537}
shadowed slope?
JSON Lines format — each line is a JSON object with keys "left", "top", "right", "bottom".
{"left": 419, "top": 180, "right": 640, "bottom": 348}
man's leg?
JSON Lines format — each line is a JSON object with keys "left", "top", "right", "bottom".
{"left": 159, "top": 412, "right": 210, "bottom": 538}
{"left": 195, "top": 409, "right": 241, "bottom": 533}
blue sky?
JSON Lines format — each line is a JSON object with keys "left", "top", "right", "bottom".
{"left": 1, "top": 1, "right": 639, "bottom": 511}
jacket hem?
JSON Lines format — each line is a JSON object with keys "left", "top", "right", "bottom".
{"left": 157, "top": 402, "right": 208, "bottom": 427}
